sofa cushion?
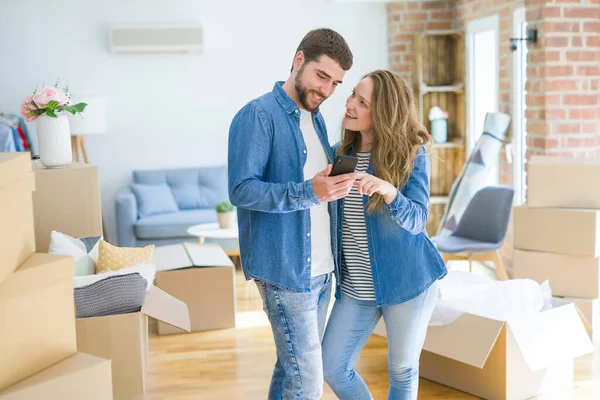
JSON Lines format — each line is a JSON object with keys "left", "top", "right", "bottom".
{"left": 133, "top": 166, "right": 228, "bottom": 211}
{"left": 135, "top": 209, "right": 217, "bottom": 239}
{"left": 130, "top": 183, "right": 179, "bottom": 218}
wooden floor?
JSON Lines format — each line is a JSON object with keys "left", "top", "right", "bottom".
{"left": 146, "top": 263, "right": 600, "bottom": 399}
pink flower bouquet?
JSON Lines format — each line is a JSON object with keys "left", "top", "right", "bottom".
{"left": 21, "top": 80, "right": 87, "bottom": 122}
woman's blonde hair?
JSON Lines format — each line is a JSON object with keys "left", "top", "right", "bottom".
{"left": 339, "top": 70, "right": 431, "bottom": 213}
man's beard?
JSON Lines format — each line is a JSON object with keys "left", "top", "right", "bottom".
{"left": 295, "top": 67, "right": 326, "bottom": 112}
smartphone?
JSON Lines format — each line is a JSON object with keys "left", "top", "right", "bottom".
{"left": 329, "top": 155, "right": 359, "bottom": 177}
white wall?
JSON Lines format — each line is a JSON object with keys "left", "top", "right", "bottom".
{"left": 0, "top": 0, "right": 388, "bottom": 242}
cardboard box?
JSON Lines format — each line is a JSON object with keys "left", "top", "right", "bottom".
{"left": 0, "top": 352, "right": 112, "bottom": 400}
{"left": 154, "top": 243, "right": 236, "bottom": 334}
{"left": 0, "top": 253, "right": 77, "bottom": 391}
{"left": 561, "top": 297, "right": 600, "bottom": 343}
{"left": 514, "top": 206, "right": 600, "bottom": 257}
{"left": 0, "top": 153, "right": 35, "bottom": 286}
{"left": 419, "top": 300, "right": 593, "bottom": 400}
{"left": 527, "top": 156, "right": 600, "bottom": 209}
{"left": 513, "top": 249, "right": 600, "bottom": 298}
{"left": 76, "top": 285, "right": 190, "bottom": 398}
{"left": 32, "top": 162, "right": 102, "bottom": 252}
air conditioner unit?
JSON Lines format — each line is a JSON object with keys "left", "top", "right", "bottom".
{"left": 109, "top": 24, "right": 203, "bottom": 54}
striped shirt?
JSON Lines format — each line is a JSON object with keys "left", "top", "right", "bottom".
{"left": 341, "top": 152, "right": 375, "bottom": 301}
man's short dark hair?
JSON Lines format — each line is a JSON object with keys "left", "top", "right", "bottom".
{"left": 292, "top": 28, "right": 353, "bottom": 72}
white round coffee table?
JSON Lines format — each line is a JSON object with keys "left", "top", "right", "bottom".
{"left": 187, "top": 223, "right": 240, "bottom": 257}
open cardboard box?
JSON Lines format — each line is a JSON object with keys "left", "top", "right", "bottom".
{"left": 0, "top": 352, "right": 112, "bottom": 400}
{"left": 527, "top": 156, "right": 600, "bottom": 209}
{"left": 419, "top": 299, "right": 593, "bottom": 400}
{"left": 0, "top": 152, "right": 36, "bottom": 286}
{"left": 560, "top": 297, "right": 600, "bottom": 344}
{"left": 153, "top": 242, "right": 236, "bottom": 334}
{"left": 76, "top": 285, "right": 190, "bottom": 398}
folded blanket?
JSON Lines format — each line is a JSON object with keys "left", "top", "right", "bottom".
{"left": 73, "top": 263, "right": 156, "bottom": 290}
{"left": 74, "top": 272, "right": 147, "bottom": 318}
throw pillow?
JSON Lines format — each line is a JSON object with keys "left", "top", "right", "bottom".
{"left": 48, "top": 231, "right": 101, "bottom": 276}
{"left": 96, "top": 240, "right": 154, "bottom": 273}
{"left": 130, "top": 183, "right": 179, "bottom": 218}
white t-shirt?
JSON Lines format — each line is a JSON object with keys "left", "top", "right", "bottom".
{"left": 299, "top": 109, "right": 335, "bottom": 277}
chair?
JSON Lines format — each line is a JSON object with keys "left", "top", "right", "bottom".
{"left": 431, "top": 185, "right": 515, "bottom": 281}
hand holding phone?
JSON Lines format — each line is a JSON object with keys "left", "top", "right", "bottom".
{"left": 329, "top": 155, "right": 359, "bottom": 177}
{"left": 312, "top": 156, "right": 358, "bottom": 202}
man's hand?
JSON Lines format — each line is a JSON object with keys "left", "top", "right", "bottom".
{"left": 312, "top": 165, "right": 356, "bottom": 202}
{"left": 354, "top": 172, "right": 398, "bottom": 205}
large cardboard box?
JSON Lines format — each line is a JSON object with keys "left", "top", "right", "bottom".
{"left": 0, "top": 153, "right": 35, "bottom": 286}
{"left": 0, "top": 352, "right": 112, "bottom": 400}
{"left": 154, "top": 242, "right": 236, "bottom": 334}
{"left": 513, "top": 249, "right": 600, "bottom": 298}
{"left": 419, "top": 300, "right": 593, "bottom": 400}
{"left": 514, "top": 206, "right": 600, "bottom": 257}
{"left": 32, "top": 162, "right": 102, "bottom": 252}
{"left": 76, "top": 285, "right": 190, "bottom": 398}
{"left": 0, "top": 253, "right": 77, "bottom": 391}
{"left": 527, "top": 156, "right": 600, "bottom": 209}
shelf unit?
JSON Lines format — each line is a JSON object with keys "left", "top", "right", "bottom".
{"left": 413, "top": 30, "right": 467, "bottom": 236}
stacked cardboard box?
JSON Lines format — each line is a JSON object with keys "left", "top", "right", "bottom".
{"left": 513, "top": 156, "right": 600, "bottom": 343}
{"left": 31, "top": 162, "right": 103, "bottom": 252}
{"left": 0, "top": 153, "right": 112, "bottom": 399}
{"left": 25, "top": 157, "right": 192, "bottom": 398}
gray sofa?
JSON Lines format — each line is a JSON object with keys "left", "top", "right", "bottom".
{"left": 115, "top": 166, "right": 229, "bottom": 248}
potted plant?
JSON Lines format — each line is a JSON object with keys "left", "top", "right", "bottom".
{"left": 21, "top": 80, "right": 87, "bottom": 168}
{"left": 215, "top": 201, "right": 236, "bottom": 229}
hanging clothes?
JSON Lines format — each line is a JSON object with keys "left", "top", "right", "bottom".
{"left": 0, "top": 122, "right": 17, "bottom": 152}
{"left": 18, "top": 115, "right": 35, "bottom": 155}
{"left": 0, "top": 113, "right": 33, "bottom": 153}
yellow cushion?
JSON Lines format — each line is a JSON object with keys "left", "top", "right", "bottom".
{"left": 96, "top": 240, "right": 154, "bottom": 273}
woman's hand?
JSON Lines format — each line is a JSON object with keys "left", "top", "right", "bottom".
{"left": 354, "top": 172, "right": 398, "bottom": 205}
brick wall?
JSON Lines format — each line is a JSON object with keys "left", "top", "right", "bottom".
{"left": 525, "top": 0, "right": 600, "bottom": 158}
{"left": 387, "top": 1, "right": 454, "bottom": 84}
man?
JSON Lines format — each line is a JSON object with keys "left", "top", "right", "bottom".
{"left": 228, "top": 28, "right": 356, "bottom": 399}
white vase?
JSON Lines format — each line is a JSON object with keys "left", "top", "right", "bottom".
{"left": 217, "top": 212, "right": 235, "bottom": 229}
{"left": 36, "top": 113, "right": 72, "bottom": 168}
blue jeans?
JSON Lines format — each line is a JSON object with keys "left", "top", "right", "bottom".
{"left": 255, "top": 273, "right": 333, "bottom": 400}
{"left": 322, "top": 281, "right": 439, "bottom": 400}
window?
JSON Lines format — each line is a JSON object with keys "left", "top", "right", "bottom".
{"left": 467, "top": 15, "right": 500, "bottom": 185}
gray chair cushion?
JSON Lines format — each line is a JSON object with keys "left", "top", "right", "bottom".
{"left": 432, "top": 235, "right": 502, "bottom": 254}
{"left": 134, "top": 209, "right": 218, "bottom": 239}
{"left": 74, "top": 273, "right": 147, "bottom": 318}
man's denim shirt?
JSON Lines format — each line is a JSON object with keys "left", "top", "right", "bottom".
{"left": 228, "top": 82, "right": 339, "bottom": 292}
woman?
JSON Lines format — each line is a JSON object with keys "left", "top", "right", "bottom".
{"left": 322, "top": 70, "right": 447, "bottom": 400}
